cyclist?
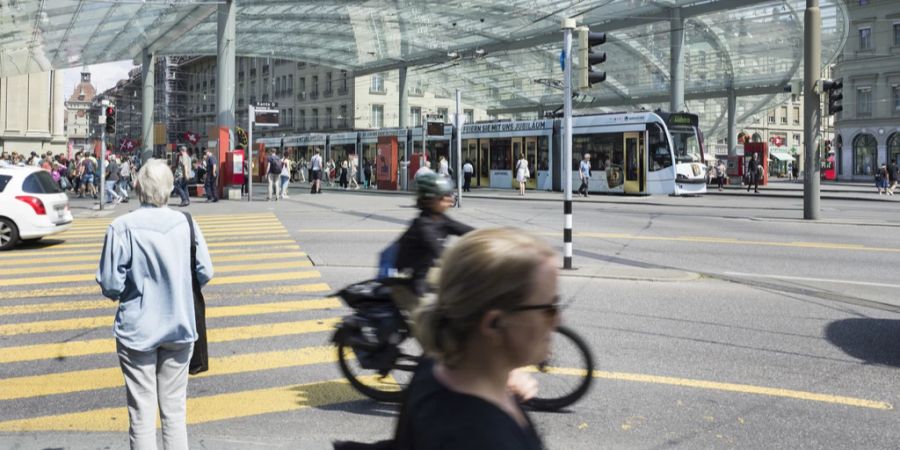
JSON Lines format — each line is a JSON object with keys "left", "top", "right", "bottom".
{"left": 392, "top": 172, "right": 473, "bottom": 309}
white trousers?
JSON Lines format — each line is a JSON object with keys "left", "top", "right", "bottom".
{"left": 117, "top": 340, "right": 193, "bottom": 450}
{"left": 267, "top": 173, "right": 281, "bottom": 199}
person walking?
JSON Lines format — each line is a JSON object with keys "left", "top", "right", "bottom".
{"left": 326, "top": 157, "right": 336, "bottom": 187}
{"left": 515, "top": 153, "right": 529, "bottom": 197}
{"left": 391, "top": 228, "right": 555, "bottom": 450}
{"left": 715, "top": 159, "right": 727, "bottom": 191}
{"left": 280, "top": 156, "right": 292, "bottom": 199}
{"left": 298, "top": 157, "right": 307, "bottom": 183}
{"left": 438, "top": 155, "right": 450, "bottom": 178}
{"left": 105, "top": 155, "right": 123, "bottom": 205}
{"left": 746, "top": 153, "right": 760, "bottom": 193}
{"left": 339, "top": 159, "right": 350, "bottom": 189}
{"left": 204, "top": 148, "right": 218, "bottom": 203}
{"left": 888, "top": 159, "right": 898, "bottom": 196}
{"left": 349, "top": 155, "right": 360, "bottom": 190}
{"left": 266, "top": 149, "right": 283, "bottom": 201}
{"left": 578, "top": 153, "right": 591, "bottom": 197}
{"left": 173, "top": 146, "right": 191, "bottom": 207}
{"left": 463, "top": 159, "right": 474, "bottom": 192}
{"left": 876, "top": 163, "right": 889, "bottom": 195}
{"left": 241, "top": 158, "right": 250, "bottom": 197}
{"left": 309, "top": 148, "right": 323, "bottom": 194}
{"left": 363, "top": 157, "right": 373, "bottom": 189}
{"left": 96, "top": 159, "right": 214, "bottom": 450}
{"left": 117, "top": 156, "right": 131, "bottom": 203}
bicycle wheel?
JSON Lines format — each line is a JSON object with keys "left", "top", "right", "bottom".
{"left": 336, "top": 336, "right": 423, "bottom": 404}
{"left": 522, "top": 325, "right": 595, "bottom": 412}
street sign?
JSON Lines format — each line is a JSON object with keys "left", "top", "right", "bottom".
{"left": 560, "top": 50, "right": 565, "bottom": 71}
{"left": 426, "top": 121, "right": 444, "bottom": 136}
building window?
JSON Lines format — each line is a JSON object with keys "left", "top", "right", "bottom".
{"left": 793, "top": 107, "right": 800, "bottom": 125}
{"left": 853, "top": 134, "right": 877, "bottom": 175}
{"left": 325, "top": 72, "right": 333, "bottom": 97}
{"left": 894, "top": 86, "right": 900, "bottom": 113}
{"left": 288, "top": 74, "right": 293, "bottom": 94}
{"left": 288, "top": 108, "right": 293, "bottom": 128}
{"left": 371, "top": 74, "right": 385, "bottom": 94}
{"left": 325, "top": 107, "right": 333, "bottom": 129}
{"left": 780, "top": 107, "right": 788, "bottom": 124}
{"left": 464, "top": 109, "right": 473, "bottom": 124}
{"left": 768, "top": 114, "right": 776, "bottom": 124}
{"left": 889, "top": 133, "right": 900, "bottom": 165}
{"left": 312, "top": 108, "right": 319, "bottom": 130}
{"left": 857, "top": 87, "right": 872, "bottom": 116}
{"left": 372, "top": 104, "right": 384, "bottom": 128}
{"left": 437, "top": 108, "right": 449, "bottom": 122}
{"left": 340, "top": 70, "right": 348, "bottom": 95}
{"left": 859, "top": 27, "right": 872, "bottom": 50}
{"left": 311, "top": 75, "right": 319, "bottom": 98}
{"left": 793, "top": 133, "right": 801, "bottom": 144}
{"left": 340, "top": 105, "right": 348, "bottom": 128}
{"left": 299, "top": 110, "right": 306, "bottom": 130}
{"left": 410, "top": 107, "right": 422, "bottom": 126}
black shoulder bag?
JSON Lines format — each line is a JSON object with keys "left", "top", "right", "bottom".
{"left": 182, "top": 212, "right": 209, "bottom": 375}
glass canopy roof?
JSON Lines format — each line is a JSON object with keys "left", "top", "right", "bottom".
{"left": 0, "top": 0, "right": 848, "bottom": 141}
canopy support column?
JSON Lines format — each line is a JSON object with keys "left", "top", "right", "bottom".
{"left": 217, "top": 0, "right": 236, "bottom": 145}
{"left": 141, "top": 48, "right": 155, "bottom": 162}
{"left": 670, "top": 8, "right": 685, "bottom": 113}
{"left": 399, "top": 67, "right": 408, "bottom": 128}
{"left": 727, "top": 87, "right": 737, "bottom": 156}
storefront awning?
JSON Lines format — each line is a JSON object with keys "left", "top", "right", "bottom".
{"left": 770, "top": 152, "right": 795, "bottom": 162}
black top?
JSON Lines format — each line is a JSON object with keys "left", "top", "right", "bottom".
{"left": 394, "top": 212, "right": 473, "bottom": 294}
{"left": 394, "top": 360, "right": 543, "bottom": 450}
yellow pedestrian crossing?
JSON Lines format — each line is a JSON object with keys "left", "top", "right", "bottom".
{"left": 0, "top": 212, "right": 371, "bottom": 433}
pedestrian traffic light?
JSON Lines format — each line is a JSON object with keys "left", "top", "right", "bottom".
{"left": 577, "top": 26, "right": 607, "bottom": 90}
{"left": 822, "top": 79, "right": 843, "bottom": 116}
{"left": 104, "top": 106, "right": 116, "bottom": 134}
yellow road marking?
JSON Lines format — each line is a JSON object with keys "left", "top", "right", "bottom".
{"left": 0, "top": 281, "right": 330, "bottom": 302}
{"left": 0, "top": 298, "right": 340, "bottom": 336}
{"left": 64, "top": 219, "right": 284, "bottom": 231}
{"left": 57, "top": 229, "right": 290, "bottom": 240}
{"left": 0, "top": 300, "right": 112, "bottom": 315}
{"left": 575, "top": 232, "right": 900, "bottom": 254}
{"left": 0, "top": 253, "right": 309, "bottom": 276}
{"left": 0, "top": 346, "right": 339, "bottom": 400}
{"left": 0, "top": 268, "right": 318, "bottom": 287}
{"left": 0, "top": 317, "right": 340, "bottom": 363}
{"left": 0, "top": 245, "right": 302, "bottom": 264}
{"left": 537, "top": 366, "right": 893, "bottom": 411}
{"left": 0, "top": 239, "right": 296, "bottom": 255}
{"left": 0, "top": 377, "right": 365, "bottom": 432}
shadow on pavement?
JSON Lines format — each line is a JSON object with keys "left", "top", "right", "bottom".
{"left": 825, "top": 318, "right": 900, "bottom": 367}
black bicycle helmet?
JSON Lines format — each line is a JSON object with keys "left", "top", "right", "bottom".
{"left": 416, "top": 172, "right": 454, "bottom": 199}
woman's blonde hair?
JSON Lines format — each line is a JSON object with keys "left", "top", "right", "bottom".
{"left": 414, "top": 228, "right": 556, "bottom": 366}
{"left": 135, "top": 159, "right": 174, "bottom": 207}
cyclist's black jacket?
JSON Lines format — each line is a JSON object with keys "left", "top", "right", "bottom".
{"left": 395, "top": 211, "right": 473, "bottom": 294}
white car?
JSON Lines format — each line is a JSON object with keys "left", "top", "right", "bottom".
{"left": 0, "top": 164, "right": 73, "bottom": 250}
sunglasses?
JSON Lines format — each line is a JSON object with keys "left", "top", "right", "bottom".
{"left": 506, "top": 296, "right": 569, "bottom": 319}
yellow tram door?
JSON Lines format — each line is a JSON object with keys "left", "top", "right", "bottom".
{"left": 623, "top": 132, "right": 645, "bottom": 194}
{"left": 524, "top": 137, "right": 538, "bottom": 189}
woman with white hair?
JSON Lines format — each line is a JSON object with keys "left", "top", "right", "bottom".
{"left": 97, "top": 159, "right": 214, "bottom": 449}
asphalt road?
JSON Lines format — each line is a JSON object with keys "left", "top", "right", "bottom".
{"left": 0, "top": 187, "right": 897, "bottom": 449}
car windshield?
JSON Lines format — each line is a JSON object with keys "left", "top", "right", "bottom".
{"left": 0, "top": 174, "right": 10, "bottom": 192}
{"left": 22, "top": 171, "right": 62, "bottom": 194}
{"left": 670, "top": 127, "right": 702, "bottom": 163}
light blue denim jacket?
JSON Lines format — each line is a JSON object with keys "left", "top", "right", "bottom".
{"left": 96, "top": 206, "right": 213, "bottom": 352}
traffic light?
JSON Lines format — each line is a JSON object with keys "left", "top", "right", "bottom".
{"left": 822, "top": 79, "right": 843, "bottom": 116}
{"left": 104, "top": 106, "right": 116, "bottom": 134}
{"left": 577, "top": 27, "right": 607, "bottom": 90}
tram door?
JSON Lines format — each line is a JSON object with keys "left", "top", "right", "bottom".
{"left": 623, "top": 132, "right": 645, "bottom": 194}
{"left": 524, "top": 137, "right": 538, "bottom": 189}
{"left": 511, "top": 138, "right": 523, "bottom": 188}
{"left": 463, "top": 140, "right": 478, "bottom": 187}
{"left": 478, "top": 140, "right": 490, "bottom": 188}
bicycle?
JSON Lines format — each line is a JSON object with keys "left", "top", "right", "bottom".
{"left": 331, "top": 278, "right": 594, "bottom": 411}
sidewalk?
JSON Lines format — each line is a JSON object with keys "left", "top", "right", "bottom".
{"left": 705, "top": 178, "right": 892, "bottom": 202}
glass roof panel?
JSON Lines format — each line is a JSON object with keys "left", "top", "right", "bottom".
{"left": 0, "top": 0, "right": 848, "bottom": 140}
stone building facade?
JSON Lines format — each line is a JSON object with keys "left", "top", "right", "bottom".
{"left": 0, "top": 71, "right": 66, "bottom": 155}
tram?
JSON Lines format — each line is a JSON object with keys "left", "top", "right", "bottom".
{"left": 261, "top": 110, "right": 706, "bottom": 196}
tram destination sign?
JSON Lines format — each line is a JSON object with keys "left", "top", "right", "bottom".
{"left": 463, "top": 120, "right": 550, "bottom": 134}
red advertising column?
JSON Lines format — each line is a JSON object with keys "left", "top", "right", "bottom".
{"left": 217, "top": 127, "right": 230, "bottom": 197}
{"left": 376, "top": 136, "right": 398, "bottom": 190}
{"left": 743, "top": 142, "right": 769, "bottom": 186}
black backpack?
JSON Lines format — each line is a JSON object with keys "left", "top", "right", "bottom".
{"left": 270, "top": 156, "right": 283, "bottom": 174}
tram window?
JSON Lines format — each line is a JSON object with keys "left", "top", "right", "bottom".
{"left": 649, "top": 124, "right": 673, "bottom": 170}
{"left": 670, "top": 126, "right": 702, "bottom": 163}
{"left": 573, "top": 133, "right": 621, "bottom": 171}
{"left": 538, "top": 137, "right": 550, "bottom": 170}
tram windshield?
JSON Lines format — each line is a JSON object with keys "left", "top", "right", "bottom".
{"left": 670, "top": 126, "right": 702, "bottom": 163}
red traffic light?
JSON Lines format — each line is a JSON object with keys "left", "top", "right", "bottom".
{"left": 105, "top": 106, "right": 115, "bottom": 116}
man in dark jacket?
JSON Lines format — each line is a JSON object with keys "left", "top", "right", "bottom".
{"left": 395, "top": 173, "right": 473, "bottom": 303}
{"left": 746, "top": 153, "right": 760, "bottom": 193}
{"left": 888, "top": 159, "right": 898, "bottom": 195}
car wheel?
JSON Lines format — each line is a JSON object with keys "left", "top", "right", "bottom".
{"left": 0, "top": 218, "right": 19, "bottom": 251}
